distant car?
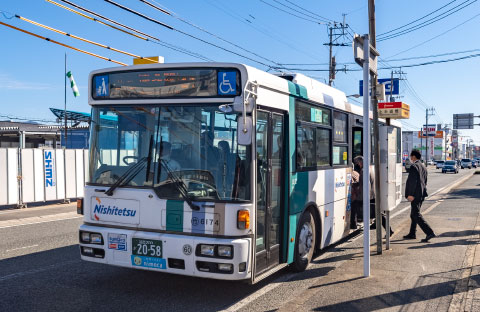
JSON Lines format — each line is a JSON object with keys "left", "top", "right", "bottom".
{"left": 461, "top": 158, "right": 472, "bottom": 169}
{"left": 472, "top": 160, "right": 478, "bottom": 168}
{"left": 427, "top": 160, "right": 435, "bottom": 166}
{"left": 442, "top": 160, "right": 459, "bottom": 174}
{"left": 436, "top": 160, "right": 445, "bottom": 169}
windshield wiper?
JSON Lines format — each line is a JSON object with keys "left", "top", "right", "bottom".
{"left": 105, "top": 136, "right": 154, "bottom": 196}
{"left": 105, "top": 157, "right": 148, "bottom": 196}
{"left": 159, "top": 159, "right": 199, "bottom": 211}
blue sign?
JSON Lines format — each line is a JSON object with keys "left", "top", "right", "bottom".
{"left": 95, "top": 75, "right": 109, "bottom": 97}
{"left": 44, "top": 151, "right": 55, "bottom": 187}
{"left": 131, "top": 255, "right": 167, "bottom": 270}
{"left": 359, "top": 78, "right": 399, "bottom": 96}
{"left": 217, "top": 71, "right": 236, "bottom": 95}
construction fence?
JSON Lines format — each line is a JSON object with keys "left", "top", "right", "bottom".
{"left": 0, "top": 148, "right": 88, "bottom": 207}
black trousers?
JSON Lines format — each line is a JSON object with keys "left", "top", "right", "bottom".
{"left": 408, "top": 199, "right": 434, "bottom": 236}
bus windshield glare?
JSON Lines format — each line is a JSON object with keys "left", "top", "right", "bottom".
{"left": 89, "top": 104, "right": 251, "bottom": 202}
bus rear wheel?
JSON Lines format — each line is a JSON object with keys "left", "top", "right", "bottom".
{"left": 292, "top": 211, "right": 316, "bottom": 272}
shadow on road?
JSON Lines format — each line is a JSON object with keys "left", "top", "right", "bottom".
{"left": 443, "top": 188, "right": 480, "bottom": 200}
{"left": 312, "top": 270, "right": 480, "bottom": 311}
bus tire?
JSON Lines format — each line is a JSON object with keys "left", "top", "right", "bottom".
{"left": 291, "top": 211, "right": 316, "bottom": 272}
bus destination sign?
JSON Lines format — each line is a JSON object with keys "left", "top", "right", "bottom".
{"left": 92, "top": 68, "right": 240, "bottom": 99}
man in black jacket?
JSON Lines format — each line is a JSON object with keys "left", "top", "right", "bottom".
{"left": 404, "top": 150, "right": 436, "bottom": 242}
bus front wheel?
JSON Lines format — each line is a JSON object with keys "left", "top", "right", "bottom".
{"left": 292, "top": 211, "right": 316, "bottom": 272}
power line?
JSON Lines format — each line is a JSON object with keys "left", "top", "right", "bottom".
{"left": 104, "top": 0, "right": 284, "bottom": 69}
{"left": 276, "top": 49, "right": 480, "bottom": 72}
{"left": 203, "top": 0, "right": 323, "bottom": 61}
{"left": 139, "top": 0, "right": 285, "bottom": 68}
{"left": 385, "top": 11, "right": 480, "bottom": 59}
{"left": 283, "top": 48, "right": 480, "bottom": 66}
{"left": 283, "top": 0, "right": 334, "bottom": 22}
{"left": 258, "top": 0, "right": 327, "bottom": 24}
{"left": 12, "top": 14, "right": 159, "bottom": 63}
{"left": 51, "top": 0, "right": 212, "bottom": 61}
{"left": 378, "top": 0, "right": 458, "bottom": 37}
{"left": 270, "top": 0, "right": 330, "bottom": 23}
{"left": 378, "top": 0, "right": 478, "bottom": 42}
{"left": 0, "top": 21, "right": 127, "bottom": 65}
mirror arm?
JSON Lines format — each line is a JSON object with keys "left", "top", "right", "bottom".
{"left": 243, "top": 81, "right": 258, "bottom": 133}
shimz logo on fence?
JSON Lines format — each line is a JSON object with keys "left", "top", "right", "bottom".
{"left": 93, "top": 205, "right": 137, "bottom": 220}
{"left": 44, "top": 151, "right": 55, "bottom": 187}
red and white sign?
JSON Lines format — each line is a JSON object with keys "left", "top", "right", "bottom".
{"left": 378, "top": 102, "right": 410, "bottom": 119}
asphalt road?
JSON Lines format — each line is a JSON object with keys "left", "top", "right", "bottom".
{"left": 0, "top": 166, "right": 474, "bottom": 312}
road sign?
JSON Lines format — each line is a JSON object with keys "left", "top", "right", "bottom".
{"left": 353, "top": 34, "right": 379, "bottom": 75}
{"left": 378, "top": 102, "right": 410, "bottom": 119}
{"left": 421, "top": 124, "right": 437, "bottom": 136}
{"left": 453, "top": 113, "right": 474, "bottom": 129}
{"left": 359, "top": 78, "right": 399, "bottom": 96}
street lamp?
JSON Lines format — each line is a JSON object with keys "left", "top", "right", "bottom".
{"left": 347, "top": 94, "right": 361, "bottom": 98}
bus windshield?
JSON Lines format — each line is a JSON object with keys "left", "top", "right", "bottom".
{"left": 89, "top": 104, "right": 251, "bottom": 202}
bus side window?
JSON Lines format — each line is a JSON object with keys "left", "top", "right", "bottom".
{"left": 352, "top": 128, "right": 363, "bottom": 160}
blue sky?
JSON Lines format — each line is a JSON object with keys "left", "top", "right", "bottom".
{"left": 1, "top": 0, "right": 479, "bottom": 143}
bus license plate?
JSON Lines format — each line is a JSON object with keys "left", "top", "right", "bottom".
{"left": 132, "top": 238, "right": 163, "bottom": 258}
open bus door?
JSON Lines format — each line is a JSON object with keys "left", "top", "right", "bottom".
{"left": 254, "top": 110, "right": 285, "bottom": 278}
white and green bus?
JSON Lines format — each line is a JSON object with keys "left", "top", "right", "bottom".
{"left": 78, "top": 62, "right": 402, "bottom": 283}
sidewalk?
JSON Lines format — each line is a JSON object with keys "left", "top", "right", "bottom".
{"left": 278, "top": 173, "right": 480, "bottom": 312}
{"left": 0, "top": 202, "right": 77, "bottom": 224}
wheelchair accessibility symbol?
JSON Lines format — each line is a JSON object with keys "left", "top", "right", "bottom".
{"left": 218, "top": 71, "right": 236, "bottom": 95}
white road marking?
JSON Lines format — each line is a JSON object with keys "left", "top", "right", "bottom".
{"left": 0, "top": 212, "right": 82, "bottom": 229}
{"left": 223, "top": 172, "right": 474, "bottom": 311}
{"left": 6, "top": 244, "right": 39, "bottom": 252}
{"left": 0, "top": 260, "right": 80, "bottom": 282}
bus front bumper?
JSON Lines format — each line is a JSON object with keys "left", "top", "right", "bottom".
{"left": 78, "top": 224, "right": 251, "bottom": 280}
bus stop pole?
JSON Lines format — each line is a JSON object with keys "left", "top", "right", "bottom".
{"left": 362, "top": 34, "right": 371, "bottom": 278}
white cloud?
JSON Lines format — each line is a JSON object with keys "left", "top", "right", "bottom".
{"left": 0, "top": 74, "right": 54, "bottom": 90}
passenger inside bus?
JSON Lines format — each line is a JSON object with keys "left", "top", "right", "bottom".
{"left": 218, "top": 141, "right": 236, "bottom": 197}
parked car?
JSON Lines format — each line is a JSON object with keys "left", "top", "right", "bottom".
{"left": 461, "top": 158, "right": 472, "bottom": 169}
{"left": 442, "top": 160, "right": 459, "bottom": 174}
{"left": 436, "top": 160, "right": 445, "bottom": 169}
{"left": 427, "top": 160, "right": 435, "bottom": 166}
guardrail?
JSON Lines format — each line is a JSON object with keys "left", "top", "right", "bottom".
{"left": 0, "top": 148, "right": 88, "bottom": 207}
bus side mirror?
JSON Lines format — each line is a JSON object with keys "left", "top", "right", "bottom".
{"left": 237, "top": 116, "right": 252, "bottom": 145}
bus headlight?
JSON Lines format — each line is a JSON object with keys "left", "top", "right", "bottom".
{"left": 81, "top": 231, "right": 91, "bottom": 243}
{"left": 80, "top": 231, "right": 104, "bottom": 245}
{"left": 200, "top": 244, "right": 215, "bottom": 256}
{"left": 217, "top": 245, "right": 232, "bottom": 258}
{"left": 90, "top": 233, "right": 102, "bottom": 244}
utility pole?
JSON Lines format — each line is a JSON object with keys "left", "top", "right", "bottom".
{"left": 328, "top": 27, "right": 334, "bottom": 86}
{"left": 425, "top": 108, "right": 435, "bottom": 164}
{"left": 64, "top": 53, "right": 68, "bottom": 149}
{"left": 368, "top": 0, "right": 382, "bottom": 254}
{"left": 324, "top": 21, "right": 349, "bottom": 86}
